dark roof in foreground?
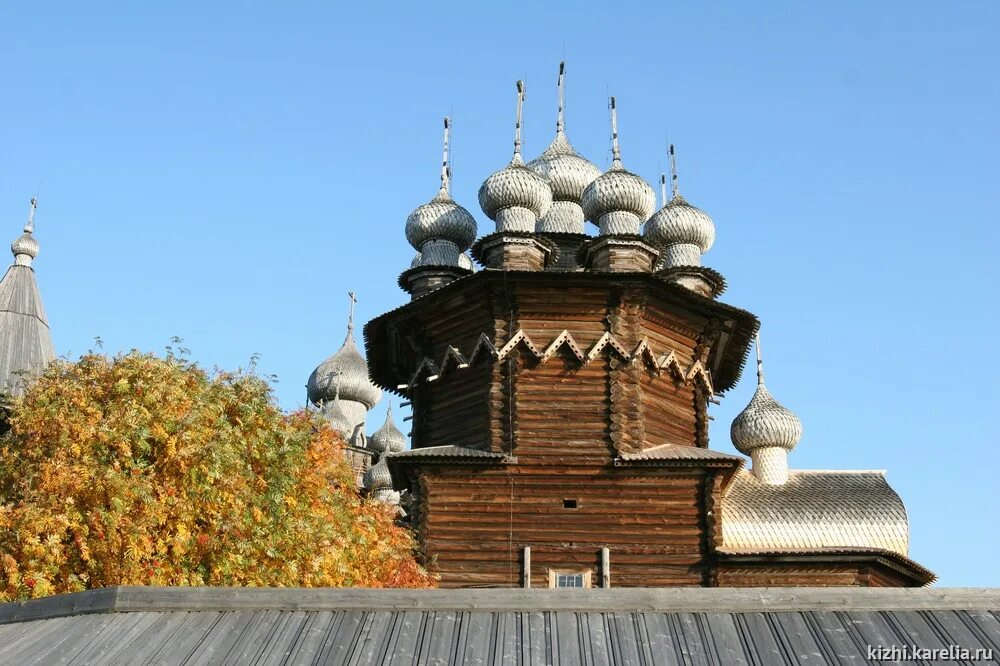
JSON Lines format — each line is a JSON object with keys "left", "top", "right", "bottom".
{"left": 1, "top": 587, "right": 998, "bottom": 665}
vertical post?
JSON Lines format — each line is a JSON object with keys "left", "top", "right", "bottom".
{"left": 601, "top": 547, "right": 610, "bottom": 588}
{"left": 522, "top": 546, "right": 531, "bottom": 588}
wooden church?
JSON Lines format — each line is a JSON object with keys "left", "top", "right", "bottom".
{"left": 321, "top": 65, "right": 934, "bottom": 589}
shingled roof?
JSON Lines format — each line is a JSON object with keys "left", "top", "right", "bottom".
{"left": 0, "top": 587, "right": 997, "bottom": 664}
{"left": 0, "top": 227, "right": 55, "bottom": 397}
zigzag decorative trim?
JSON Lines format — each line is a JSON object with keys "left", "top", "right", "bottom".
{"left": 401, "top": 328, "right": 713, "bottom": 391}
{"left": 541, "top": 330, "right": 584, "bottom": 362}
{"left": 468, "top": 333, "right": 498, "bottom": 365}
{"left": 497, "top": 329, "right": 541, "bottom": 360}
{"left": 586, "top": 332, "right": 631, "bottom": 362}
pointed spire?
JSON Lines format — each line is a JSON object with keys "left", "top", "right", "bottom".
{"left": 11, "top": 197, "right": 41, "bottom": 266}
{"left": 754, "top": 332, "right": 765, "bottom": 386}
{"left": 609, "top": 97, "right": 622, "bottom": 169}
{"left": 556, "top": 61, "right": 566, "bottom": 134}
{"left": 513, "top": 80, "right": 525, "bottom": 163}
{"left": 347, "top": 291, "right": 357, "bottom": 335}
{"left": 25, "top": 197, "right": 37, "bottom": 233}
{"left": 440, "top": 117, "right": 451, "bottom": 194}
{"left": 659, "top": 174, "right": 668, "bottom": 209}
{"left": 668, "top": 144, "right": 679, "bottom": 199}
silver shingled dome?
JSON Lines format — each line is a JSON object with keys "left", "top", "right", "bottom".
{"left": 307, "top": 325, "right": 383, "bottom": 409}
{"left": 527, "top": 132, "right": 600, "bottom": 232}
{"left": 581, "top": 98, "right": 655, "bottom": 236}
{"left": 731, "top": 383, "right": 803, "bottom": 455}
{"left": 644, "top": 194, "right": 715, "bottom": 254}
{"left": 405, "top": 188, "right": 478, "bottom": 253}
{"left": 527, "top": 132, "right": 601, "bottom": 201}
{"left": 581, "top": 164, "right": 656, "bottom": 235}
{"left": 479, "top": 80, "right": 553, "bottom": 232}
{"left": 11, "top": 231, "right": 39, "bottom": 260}
{"left": 363, "top": 457, "right": 393, "bottom": 491}
{"left": 479, "top": 153, "right": 553, "bottom": 232}
{"left": 369, "top": 405, "right": 407, "bottom": 455}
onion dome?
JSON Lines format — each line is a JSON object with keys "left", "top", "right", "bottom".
{"left": 363, "top": 457, "right": 393, "bottom": 492}
{"left": 11, "top": 197, "right": 40, "bottom": 266}
{"left": 306, "top": 297, "right": 383, "bottom": 409}
{"left": 527, "top": 63, "right": 602, "bottom": 233}
{"left": 369, "top": 404, "right": 407, "bottom": 455}
{"left": 404, "top": 118, "right": 478, "bottom": 266}
{"left": 643, "top": 146, "right": 715, "bottom": 268}
{"left": 478, "top": 80, "right": 553, "bottom": 233}
{"left": 581, "top": 98, "right": 655, "bottom": 236}
{"left": 731, "top": 337, "right": 802, "bottom": 456}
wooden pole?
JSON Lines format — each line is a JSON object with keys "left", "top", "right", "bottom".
{"left": 601, "top": 547, "right": 611, "bottom": 588}
{"left": 522, "top": 546, "right": 531, "bottom": 588}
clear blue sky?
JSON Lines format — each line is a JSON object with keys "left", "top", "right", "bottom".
{"left": 2, "top": 2, "right": 997, "bottom": 586}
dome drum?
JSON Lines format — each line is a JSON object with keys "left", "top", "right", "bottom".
{"left": 658, "top": 243, "right": 702, "bottom": 268}
{"left": 493, "top": 206, "right": 538, "bottom": 233}
{"left": 750, "top": 447, "right": 789, "bottom": 485}
{"left": 412, "top": 249, "right": 474, "bottom": 271}
{"left": 535, "top": 201, "right": 587, "bottom": 234}
{"left": 418, "top": 239, "right": 462, "bottom": 267}
{"left": 596, "top": 211, "right": 645, "bottom": 237}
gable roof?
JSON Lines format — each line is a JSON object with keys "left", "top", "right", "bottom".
{"left": 0, "top": 587, "right": 997, "bottom": 664}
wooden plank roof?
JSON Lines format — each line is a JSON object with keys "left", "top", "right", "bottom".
{"left": 0, "top": 264, "right": 55, "bottom": 396}
{"left": 1, "top": 587, "right": 997, "bottom": 664}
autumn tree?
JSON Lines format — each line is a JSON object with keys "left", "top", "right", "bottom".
{"left": 0, "top": 351, "right": 433, "bottom": 600}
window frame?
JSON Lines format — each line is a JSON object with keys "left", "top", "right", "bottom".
{"left": 548, "top": 569, "right": 593, "bottom": 589}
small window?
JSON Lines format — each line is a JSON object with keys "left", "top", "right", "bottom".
{"left": 562, "top": 499, "right": 578, "bottom": 509}
{"left": 548, "top": 570, "right": 592, "bottom": 588}
{"left": 556, "top": 573, "right": 584, "bottom": 588}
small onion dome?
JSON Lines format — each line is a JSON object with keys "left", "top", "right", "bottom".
{"left": 363, "top": 457, "right": 393, "bottom": 492}
{"left": 369, "top": 406, "right": 407, "bottom": 455}
{"left": 583, "top": 97, "right": 655, "bottom": 236}
{"left": 478, "top": 153, "right": 553, "bottom": 232}
{"left": 11, "top": 230, "right": 39, "bottom": 261}
{"left": 527, "top": 132, "right": 601, "bottom": 232}
{"left": 307, "top": 326, "right": 383, "bottom": 409}
{"left": 581, "top": 165, "right": 656, "bottom": 236}
{"left": 405, "top": 188, "right": 478, "bottom": 253}
{"left": 730, "top": 383, "right": 803, "bottom": 456}
{"left": 644, "top": 194, "right": 715, "bottom": 259}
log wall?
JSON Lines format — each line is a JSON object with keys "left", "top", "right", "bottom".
{"left": 417, "top": 467, "right": 711, "bottom": 589}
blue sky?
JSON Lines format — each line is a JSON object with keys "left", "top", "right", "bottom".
{"left": 2, "top": 2, "right": 997, "bottom": 586}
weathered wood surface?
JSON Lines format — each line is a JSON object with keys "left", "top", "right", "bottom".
{"left": 3, "top": 586, "right": 998, "bottom": 625}
{"left": 369, "top": 275, "right": 926, "bottom": 589}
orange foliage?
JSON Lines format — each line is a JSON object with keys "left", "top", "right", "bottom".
{"left": 0, "top": 352, "right": 433, "bottom": 600}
